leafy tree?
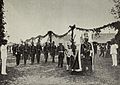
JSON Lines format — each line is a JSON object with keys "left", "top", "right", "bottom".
{"left": 111, "top": 0, "right": 120, "bottom": 19}
{"left": 0, "top": 0, "right": 6, "bottom": 46}
{"left": 111, "top": 0, "right": 120, "bottom": 45}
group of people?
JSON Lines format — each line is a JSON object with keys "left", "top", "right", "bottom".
{"left": 4, "top": 34, "right": 119, "bottom": 76}
{"left": 1, "top": 34, "right": 118, "bottom": 74}
{"left": 10, "top": 36, "right": 93, "bottom": 74}
{"left": 93, "top": 39, "right": 119, "bottom": 67}
{"left": 12, "top": 40, "right": 69, "bottom": 69}
{"left": 12, "top": 40, "right": 57, "bottom": 66}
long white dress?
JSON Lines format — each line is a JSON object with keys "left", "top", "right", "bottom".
{"left": 1, "top": 45, "right": 7, "bottom": 75}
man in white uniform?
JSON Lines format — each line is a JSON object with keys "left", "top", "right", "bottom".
{"left": 1, "top": 40, "right": 8, "bottom": 75}
{"left": 110, "top": 39, "right": 118, "bottom": 66}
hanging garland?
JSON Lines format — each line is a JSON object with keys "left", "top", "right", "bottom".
{"left": 35, "top": 32, "right": 48, "bottom": 39}
{"left": 25, "top": 27, "right": 72, "bottom": 42}
{"left": 76, "top": 21, "right": 120, "bottom": 32}
{"left": 76, "top": 21, "right": 120, "bottom": 38}
{"left": 52, "top": 29, "right": 71, "bottom": 38}
{"left": 25, "top": 21, "right": 120, "bottom": 43}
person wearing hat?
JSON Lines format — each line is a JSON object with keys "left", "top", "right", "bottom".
{"left": 15, "top": 44, "right": 21, "bottom": 66}
{"left": 81, "top": 36, "right": 93, "bottom": 73}
{"left": 50, "top": 41, "right": 56, "bottom": 63}
{"left": 43, "top": 42, "right": 50, "bottom": 63}
{"left": 57, "top": 43, "right": 65, "bottom": 67}
{"left": 23, "top": 42, "right": 30, "bottom": 65}
{"left": 36, "top": 40, "right": 42, "bottom": 64}
{"left": 30, "top": 41, "right": 36, "bottom": 65}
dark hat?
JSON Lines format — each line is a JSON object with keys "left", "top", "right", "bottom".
{"left": 2, "top": 39, "right": 7, "bottom": 45}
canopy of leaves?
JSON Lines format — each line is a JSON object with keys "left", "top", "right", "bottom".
{"left": 0, "top": 0, "right": 6, "bottom": 46}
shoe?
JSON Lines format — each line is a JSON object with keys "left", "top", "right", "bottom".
{"left": 112, "top": 65, "right": 115, "bottom": 66}
{"left": 1, "top": 73, "right": 7, "bottom": 75}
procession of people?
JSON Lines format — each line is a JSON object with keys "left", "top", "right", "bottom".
{"left": 1, "top": 32, "right": 119, "bottom": 76}
{"left": 9, "top": 32, "right": 107, "bottom": 75}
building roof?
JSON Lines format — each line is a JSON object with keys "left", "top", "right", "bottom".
{"left": 92, "top": 33, "right": 116, "bottom": 43}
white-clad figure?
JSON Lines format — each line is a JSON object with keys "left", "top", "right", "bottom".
{"left": 66, "top": 43, "right": 73, "bottom": 70}
{"left": 110, "top": 39, "right": 118, "bottom": 66}
{"left": 1, "top": 40, "right": 8, "bottom": 75}
{"left": 72, "top": 30, "right": 83, "bottom": 72}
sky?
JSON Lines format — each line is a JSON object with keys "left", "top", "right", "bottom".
{"left": 4, "top": 0, "right": 117, "bottom": 43}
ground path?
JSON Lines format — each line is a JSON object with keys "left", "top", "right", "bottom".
{"left": 0, "top": 53, "right": 120, "bottom": 85}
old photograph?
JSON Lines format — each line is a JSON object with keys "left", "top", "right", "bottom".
{"left": 0, "top": 0, "right": 120, "bottom": 85}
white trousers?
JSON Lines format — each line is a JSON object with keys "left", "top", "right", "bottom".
{"left": 111, "top": 54, "right": 117, "bottom": 66}
{"left": 1, "top": 58, "right": 7, "bottom": 75}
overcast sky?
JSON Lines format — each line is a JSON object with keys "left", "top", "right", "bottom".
{"left": 4, "top": 0, "right": 117, "bottom": 43}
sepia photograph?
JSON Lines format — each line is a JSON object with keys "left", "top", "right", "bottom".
{"left": 0, "top": 0, "right": 120, "bottom": 85}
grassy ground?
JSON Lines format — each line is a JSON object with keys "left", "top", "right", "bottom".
{"left": 0, "top": 53, "right": 120, "bottom": 85}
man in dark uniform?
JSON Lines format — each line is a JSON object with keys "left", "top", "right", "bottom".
{"left": 15, "top": 44, "right": 21, "bottom": 66}
{"left": 23, "top": 42, "right": 29, "bottom": 65}
{"left": 81, "top": 37, "right": 92, "bottom": 73}
{"left": 99, "top": 44, "right": 106, "bottom": 57}
{"left": 12, "top": 44, "right": 17, "bottom": 56}
{"left": 57, "top": 43, "right": 65, "bottom": 68}
{"left": 50, "top": 41, "right": 56, "bottom": 63}
{"left": 36, "top": 40, "right": 42, "bottom": 64}
{"left": 30, "top": 41, "right": 36, "bottom": 65}
{"left": 19, "top": 43, "right": 24, "bottom": 60}
{"left": 93, "top": 42, "right": 97, "bottom": 55}
{"left": 43, "top": 42, "right": 49, "bottom": 63}
{"left": 71, "top": 43, "right": 76, "bottom": 55}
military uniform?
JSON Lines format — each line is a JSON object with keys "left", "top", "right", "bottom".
{"left": 19, "top": 44, "right": 24, "bottom": 60}
{"left": 30, "top": 43, "right": 36, "bottom": 64}
{"left": 23, "top": 43, "right": 29, "bottom": 65}
{"left": 81, "top": 41, "right": 92, "bottom": 72}
{"left": 43, "top": 43, "right": 49, "bottom": 63}
{"left": 57, "top": 43, "right": 65, "bottom": 67}
{"left": 99, "top": 44, "right": 106, "bottom": 57}
{"left": 50, "top": 43, "right": 56, "bottom": 63}
{"left": 15, "top": 44, "right": 21, "bottom": 66}
{"left": 12, "top": 44, "right": 17, "bottom": 56}
{"left": 36, "top": 43, "right": 42, "bottom": 64}
{"left": 71, "top": 44, "right": 76, "bottom": 55}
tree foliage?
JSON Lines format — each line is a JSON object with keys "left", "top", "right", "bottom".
{"left": 0, "top": 0, "right": 6, "bottom": 46}
{"left": 111, "top": 0, "right": 120, "bottom": 46}
{"left": 111, "top": 0, "right": 120, "bottom": 19}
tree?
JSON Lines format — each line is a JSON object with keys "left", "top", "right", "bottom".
{"left": 111, "top": 0, "right": 120, "bottom": 44}
{"left": 0, "top": 0, "right": 6, "bottom": 46}
{"left": 111, "top": 0, "right": 120, "bottom": 19}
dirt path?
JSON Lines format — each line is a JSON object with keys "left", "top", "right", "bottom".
{"left": 1, "top": 53, "right": 120, "bottom": 85}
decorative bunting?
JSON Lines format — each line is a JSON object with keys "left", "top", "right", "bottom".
{"left": 25, "top": 21, "right": 120, "bottom": 43}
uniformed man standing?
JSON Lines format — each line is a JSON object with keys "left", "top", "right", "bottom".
{"left": 36, "top": 40, "right": 42, "bottom": 64}
{"left": 19, "top": 43, "right": 24, "bottom": 60}
{"left": 71, "top": 43, "right": 76, "bottom": 55}
{"left": 23, "top": 42, "right": 29, "bottom": 65}
{"left": 30, "top": 41, "right": 36, "bottom": 65}
{"left": 50, "top": 41, "right": 56, "bottom": 63}
{"left": 43, "top": 42, "right": 49, "bottom": 63}
{"left": 12, "top": 44, "right": 17, "bottom": 56}
{"left": 81, "top": 37, "right": 93, "bottom": 73}
{"left": 99, "top": 44, "right": 106, "bottom": 57}
{"left": 15, "top": 44, "right": 21, "bottom": 66}
{"left": 57, "top": 43, "right": 65, "bottom": 68}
